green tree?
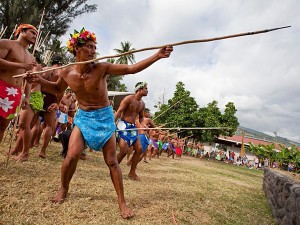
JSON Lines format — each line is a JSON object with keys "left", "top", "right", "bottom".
{"left": 221, "top": 102, "right": 239, "bottom": 137}
{"left": 107, "top": 59, "right": 126, "bottom": 91}
{"left": 106, "top": 41, "right": 136, "bottom": 91}
{"left": 200, "top": 100, "right": 222, "bottom": 142}
{"left": 0, "top": 0, "right": 97, "bottom": 39}
{"left": 106, "top": 58, "right": 127, "bottom": 91}
{"left": 45, "top": 39, "right": 74, "bottom": 65}
{"left": 154, "top": 81, "right": 199, "bottom": 137}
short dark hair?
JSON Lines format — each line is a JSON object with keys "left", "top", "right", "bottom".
{"left": 51, "top": 55, "right": 63, "bottom": 65}
{"left": 144, "top": 108, "right": 150, "bottom": 113}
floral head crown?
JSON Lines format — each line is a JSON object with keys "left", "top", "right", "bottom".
{"left": 67, "top": 28, "right": 97, "bottom": 54}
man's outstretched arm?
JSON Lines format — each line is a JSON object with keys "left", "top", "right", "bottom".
{"left": 105, "top": 46, "right": 173, "bottom": 76}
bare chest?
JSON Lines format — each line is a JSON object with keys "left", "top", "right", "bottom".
{"left": 127, "top": 100, "right": 144, "bottom": 114}
{"left": 6, "top": 47, "right": 32, "bottom": 64}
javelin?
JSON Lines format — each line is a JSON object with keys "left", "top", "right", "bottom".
{"left": 13, "top": 25, "right": 290, "bottom": 78}
{"left": 153, "top": 98, "right": 183, "bottom": 121}
{"left": 116, "top": 127, "right": 232, "bottom": 131}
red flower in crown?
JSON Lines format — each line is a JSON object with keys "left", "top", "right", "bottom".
{"left": 67, "top": 27, "right": 97, "bottom": 54}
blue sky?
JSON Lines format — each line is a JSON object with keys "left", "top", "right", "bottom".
{"left": 61, "top": 0, "right": 300, "bottom": 142}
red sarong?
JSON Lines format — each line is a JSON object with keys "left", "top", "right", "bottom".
{"left": 0, "top": 80, "right": 21, "bottom": 119}
{"left": 176, "top": 147, "right": 182, "bottom": 155}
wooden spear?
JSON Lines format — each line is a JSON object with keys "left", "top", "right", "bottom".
{"left": 37, "top": 30, "right": 50, "bottom": 51}
{"left": 9, "top": 24, "right": 18, "bottom": 40}
{"left": 13, "top": 25, "right": 291, "bottom": 78}
{"left": 0, "top": 26, "right": 8, "bottom": 39}
{"left": 153, "top": 98, "right": 184, "bottom": 121}
{"left": 116, "top": 127, "right": 232, "bottom": 131}
{"left": 33, "top": 7, "right": 45, "bottom": 55}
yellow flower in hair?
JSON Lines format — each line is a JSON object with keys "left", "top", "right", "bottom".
{"left": 67, "top": 27, "right": 97, "bottom": 54}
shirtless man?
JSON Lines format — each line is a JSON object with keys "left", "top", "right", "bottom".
{"left": 0, "top": 24, "right": 37, "bottom": 143}
{"left": 53, "top": 88, "right": 73, "bottom": 141}
{"left": 157, "top": 130, "right": 168, "bottom": 157}
{"left": 38, "top": 55, "right": 63, "bottom": 158}
{"left": 148, "top": 128, "right": 160, "bottom": 159}
{"left": 26, "top": 28, "right": 172, "bottom": 219}
{"left": 168, "top": 136, "right": 178, "bottom": 159}
{"left": 127, "top": 108, "right": 155, "bottom": 165}
{"left": 114, "top": 82, "right": 149, "bottom": 180}
{"left": 10, "top": 59, "right": 43, "bottom": 162}
{"left": 176, "top": 137, "right": 186, "bottom": 159}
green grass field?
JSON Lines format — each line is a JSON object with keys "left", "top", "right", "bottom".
{"left": 0, "top": 141, "right": 275, "bottom": 225}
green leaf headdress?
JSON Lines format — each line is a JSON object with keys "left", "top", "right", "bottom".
{"left": 134, "top": 82, "right": 148, "bottom": 92}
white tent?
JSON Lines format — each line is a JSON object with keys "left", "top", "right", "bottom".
{"left": 108, "top": 91, "right": 134, "bottom": 111}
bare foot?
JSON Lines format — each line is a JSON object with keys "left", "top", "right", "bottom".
{"left": 39, "top": 151, "right": 46, "bottom": 158}
{"left": 15, "top": 154, "right": 29, "bottom": 162}
{"left": 30, "top": 143, "right": 39, "bottom": 149}
{"left": 6, "top": 149, "right": 19, "bottom": 156}
{"left": 80, "top": 154, "right": 87, "bottom": 160}
{"left": 51, "top": 187, "right": 68, "bottom": 204}
{"left": 128, "top": 173, "right": 140, "bottom": 181}
{"left": 119, "top": 203, "right": 134, "bottom": 219}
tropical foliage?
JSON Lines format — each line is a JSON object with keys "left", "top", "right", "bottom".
{"left": 0, "top": 0, "right": 97, "bottom": 39}
{"left": 113, "top": 41, "right": 136, "bottom": 64}
{"left": 248, "top": 143, "right": 300, "bottom": 172}
{"left": 154, "top": 81, "right": 239, "bottom": 141}
{"left": 107, "top": 41, "right": 136, "bottom": 91}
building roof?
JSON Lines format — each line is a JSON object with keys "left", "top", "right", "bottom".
{"left": 217, "top": 135, "right": 300, "bottom": 151}
{"left": 108, "top": 91, "right": 134, "bottom": 111}
{"left": 218, "top": 135, "right": 278, "bottom": 147}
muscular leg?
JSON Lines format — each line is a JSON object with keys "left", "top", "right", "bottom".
{"left": 102, "top": 134, "right": 134, "bottom": 219}
{"left": 30, "top": 117, "right": 41, "bottom": 148}
{"left": 117, "top": 139, "right": 129, "bottom": 164}
{"left": 126, "top": 146, "right": 134, "bottom": 161}
{"left": 0, "top": 118, "right": 11, "bottom": 143}
{"left": 128, "top": 140, "right": 142, "bottom": 180}
{"left": 51, "top": 126, "right": 85, "bottom": 203}
{"left": 10, "top": 108, "right": 34, "bottom": 158}
{"left": 39, "top": 110, "right": 56, "bottom": 158}
{"left": 148, "top": 145, "right": 153, "bottom": 160}
{"left": 33, "top": 121, "right": 44, "bottom": 147}
{"left": 143, "top": 151, "right": 148, "bottom": 162}
{"left": 152, "top": 147, "right": 158, "bottom": 158}
{"left": 15, "top": 111, "right": 39, "bottom": 162}
{"left": 9, "top": 130, "right": 23, "bottom": 156}
{"left": 127, "top": 146, "right": 147, "bottom": 165}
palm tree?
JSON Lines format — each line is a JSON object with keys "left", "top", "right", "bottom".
{"left": 114, "top": 41, "right": 136, "bottom": 64}
{"left": 106, "top": 58, "right": 127, "bottom": 91}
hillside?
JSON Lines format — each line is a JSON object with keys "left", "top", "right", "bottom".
{"left": 236, "top": 126, "right": 300, "bottom": 146}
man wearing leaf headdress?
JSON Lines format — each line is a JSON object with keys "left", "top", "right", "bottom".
{"left": 114, "top": 81, "right": 149, "bottom": 180}
{"left": 25, "top": 27, "right": 173, "bottom": 219}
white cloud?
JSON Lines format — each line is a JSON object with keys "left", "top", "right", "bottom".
{"left": 63, "top": 0, "right": 300, "bottom": 142}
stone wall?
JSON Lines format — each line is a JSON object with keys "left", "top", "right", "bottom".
{"left": 263, "top": 168, "right": 300, "bottom": 225}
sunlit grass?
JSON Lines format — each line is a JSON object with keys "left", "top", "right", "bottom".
{"left": 0, "top": 141, "right": 275, "bottom": 224}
